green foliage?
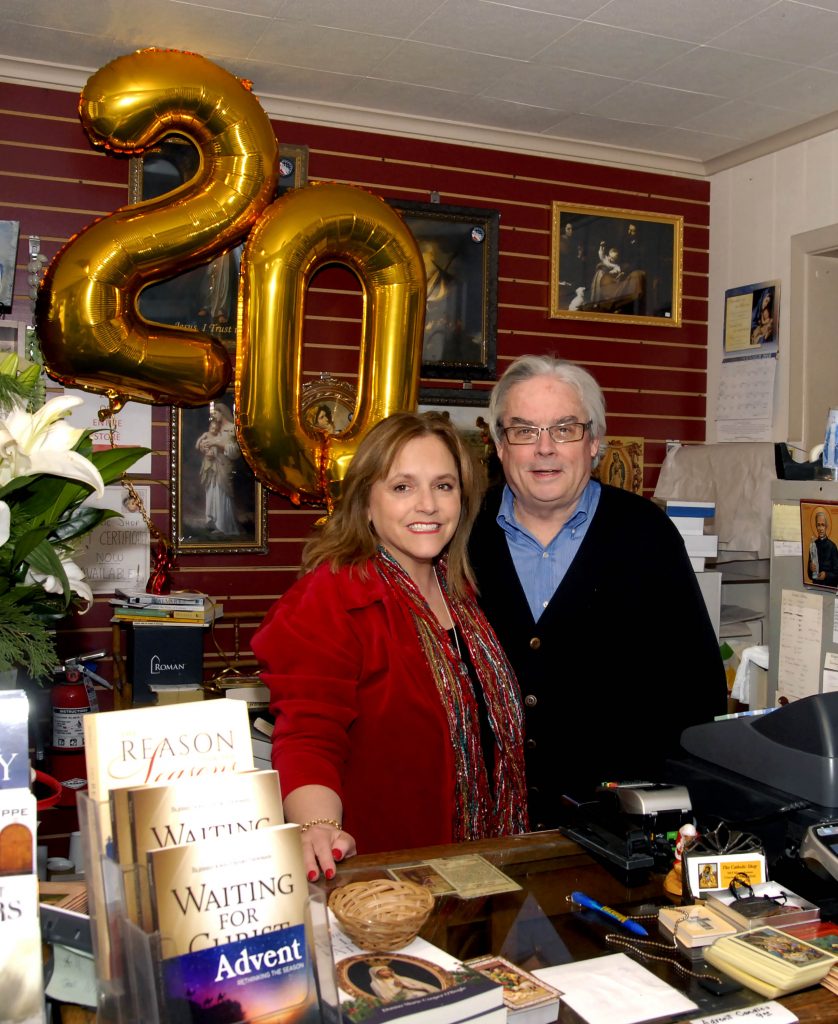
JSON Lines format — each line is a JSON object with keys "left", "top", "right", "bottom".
{"left": 0, "top": 354, "right": 149, "bottom": 678}
{"left": 0, "top": 597, "right": 62, "bottom": 679}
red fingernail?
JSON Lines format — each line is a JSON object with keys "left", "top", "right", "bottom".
{"left": 325, "top": 868, "right": 335, "bottom": 880}
{"left": 332, "top": 849, "right": 343, "bottom": 861}
{"left": 307, "top": 870, "right": 317, "bottom": 882}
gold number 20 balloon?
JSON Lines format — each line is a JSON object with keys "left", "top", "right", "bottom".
{"left": 36, "top": 48, "right": 279, "bottom": 409}
{"left": 237, "top": 181, "right": 426, "bottom": 504}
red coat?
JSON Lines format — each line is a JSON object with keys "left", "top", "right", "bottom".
{"left": 251, "top": 562, "right": 459, "bottom": 854}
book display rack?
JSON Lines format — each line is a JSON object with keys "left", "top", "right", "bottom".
{"left": 75, "top": 791, "right": 341, "bottom": 1024}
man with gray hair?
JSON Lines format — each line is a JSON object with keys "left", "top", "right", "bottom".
{"left": 469, "top": 355, "right": 726, "bottom": 831}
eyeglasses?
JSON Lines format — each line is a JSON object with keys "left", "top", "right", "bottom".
{"left": 502, "top": 421, "right": 592, "bottom": 445}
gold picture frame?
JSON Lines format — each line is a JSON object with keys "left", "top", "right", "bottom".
{"left": 128, "top": 137, "right": 308, "bottom": 356}
{"left": 549, "top": 202, "right": 683, "bottom": 326}
{"left": 388, "top": 200, "right": 499, "bottom": 380}
{"left": 801, "top": 499, "right": 838, "bottom": 590}
{"left": 172, "top": 391, "right": 267, "bottom": 555}
{"left": 593, "top": 436, "right": 645, "bottom": 493}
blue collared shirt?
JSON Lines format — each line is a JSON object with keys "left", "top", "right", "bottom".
{"left": 496, "top": 478, "right": 601, "bottom": 622}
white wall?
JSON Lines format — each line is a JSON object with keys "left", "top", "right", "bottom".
{"left": 708, "top": 128, "right": 838, "bottom": 447}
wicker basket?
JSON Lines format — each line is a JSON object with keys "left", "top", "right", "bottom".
{"left": 328, "top": 878, "right": 434, "bottom": 950}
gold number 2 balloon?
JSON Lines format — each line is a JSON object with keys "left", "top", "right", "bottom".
{"left": 237, "top": 181, "right": 426, "bottom": 504}
{"left": 36, "top": 48, "right": 279, "bottom": 409}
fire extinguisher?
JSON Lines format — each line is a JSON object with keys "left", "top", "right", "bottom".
{"left": 50, "top": 657, "right": 100, "bottom": 806}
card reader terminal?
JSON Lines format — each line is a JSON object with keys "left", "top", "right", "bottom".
{"left": 799, "top": 820, "right": 838, "bottom": 882}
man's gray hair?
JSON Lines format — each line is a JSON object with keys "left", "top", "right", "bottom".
{"left": 488, "top": 355, "right": 607, "bottom": 459}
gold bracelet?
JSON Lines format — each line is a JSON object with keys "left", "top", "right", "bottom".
{"left": 300, "top": 818, "right": 341, "bottom": 833}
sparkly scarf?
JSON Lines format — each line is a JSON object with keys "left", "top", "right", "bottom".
{"left": 373, "top": 549, "right": 529, "bottom": 841}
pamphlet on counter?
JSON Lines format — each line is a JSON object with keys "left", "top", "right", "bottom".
{"left": 387, "top": 855, "right": 520, "bottom": 899}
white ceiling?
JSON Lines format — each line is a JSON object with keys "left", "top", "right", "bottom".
{"left": 5, "top": 0, "right": 838, "bottom": 175}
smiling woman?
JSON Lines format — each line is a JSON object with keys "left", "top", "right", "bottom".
{"left": 251, "top": 411, "right": 528, "bottom": 881}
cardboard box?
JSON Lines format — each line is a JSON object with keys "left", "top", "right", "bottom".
{"left": 122, "top": 624, "right": 206, "bottom": 703}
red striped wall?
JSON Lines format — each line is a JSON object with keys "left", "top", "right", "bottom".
{"left": 0, "top": 81, "right": 710, "bottom": 681}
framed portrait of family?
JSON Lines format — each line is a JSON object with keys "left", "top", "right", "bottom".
{"left": 171, "top": 392, "right": 267, "bottom": 555}
{"left": 549, "top": 202, "right": 683, "bottom": 327}
{"left": 388, "top": 200, "right": 499, "bottom": 381}
{"left": 128, "top": 135, "right": 308, "bottom": 357}
{"left": 801, "top": 499, "right": 838, "bottom": 590}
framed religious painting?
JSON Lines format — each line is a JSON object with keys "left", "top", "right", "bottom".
{"left": 389, "top": 200, "right": 499, "bottom": 381}
{"left": 801, "top": 499, "right": 838, "bottom": 590}
{"left": 128, "top": 137, "right": 308, "bottom": 357}
{"left": 549, "top": 203, "right": 683, "bottom": 327}
{"left": 723, "top": 280, "right": 780, "bottom": 357}
{"left": 171, "top": 392, "right": 267, "bottom": 555}
{"left": 592, "top": 436, "right": 645, "bottom": 493}
{"left": 418, "top": 392, "right": 499, "bottom": 487}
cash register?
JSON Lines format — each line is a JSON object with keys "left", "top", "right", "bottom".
{"left": 667, "top": 691, "right": 838, "bottom": 909}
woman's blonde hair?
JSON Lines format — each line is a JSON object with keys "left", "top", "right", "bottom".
{"left": 302, "top": 411, "right": 482, "bottom": 596}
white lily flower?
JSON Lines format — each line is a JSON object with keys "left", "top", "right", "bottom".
{"left": 0, "top": 395, "right": 104, "bottom": 496}
{"left": 25, "top": 556, "right": 94, "bottom": 608}
{"left": 0, "top": 501, "right": 8, "bottom": 546}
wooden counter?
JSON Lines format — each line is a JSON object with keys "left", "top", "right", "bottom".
{"left": 320, "top": 830, "right": 837, "bottom": 1023}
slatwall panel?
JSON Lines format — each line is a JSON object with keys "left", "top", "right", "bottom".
{"left": 0, "top": 83, "right": 710, "bottom": 680}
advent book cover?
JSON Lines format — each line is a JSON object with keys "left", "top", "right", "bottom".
{"left": 149, "top": 823, "right": 320, "bottom": 1024}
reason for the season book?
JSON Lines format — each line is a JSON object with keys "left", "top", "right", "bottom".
{"left": 122, "top": 767, "right": 284, "bottom": 929}
{"left": 81, "top": 698, "right": 255, "bottom": 981}
{"left": 84, "top": 698, "right": 255, "bottom": 861}
{"left": 148, "top": 822, "right": 307, "bottom": 959}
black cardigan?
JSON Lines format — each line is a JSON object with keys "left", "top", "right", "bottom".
{"left": 469, "top": 483, "right": 727, "bottom": 830}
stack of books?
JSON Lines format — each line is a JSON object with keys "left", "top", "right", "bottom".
{"left": 111, "top": 589, "right": 222, "bottom": 626}
{"left": 703, "top": 926, "right": 838, "bottom": 998}
{"left": 330, "top": 911, "right": 509, "bottom": 1024}
{"left": 82, "top": 699, "right": 324, "bottom": 1024}
{"left": 782, "top": 920, "right": 838, "bottom": 995}
{"left": 666, "top": 500, "right": 718, "bottom": 571}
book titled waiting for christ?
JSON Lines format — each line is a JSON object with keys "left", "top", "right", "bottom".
{"left": 148, "top": 822, "right": 307, "bottom": 960}
{"left": 124, "top": 768, "right": 284, "bottom": 930}
{"left": 152, "top": 825, "right": 315, "bottom": 1024}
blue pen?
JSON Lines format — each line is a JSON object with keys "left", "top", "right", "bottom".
{"left": 570, "top": 891, "right": 648, "bottom": 936}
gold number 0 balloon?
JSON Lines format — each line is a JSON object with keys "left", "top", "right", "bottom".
{"left": 36, "top": 48, "right": 278, "bottom": 409}
{"left": 237, "top": 182, "right": 426, "bottom": 504}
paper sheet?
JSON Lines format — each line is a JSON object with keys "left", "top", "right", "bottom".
{"left": 716, "top": 357, "right": 776, "bottom": 441}
{"left": 688, "top": 999, "right": 798, "bottom": 1022}
{"left": 532, "top": 953, "right": 697, "bottom": 1024}
{"left": 777, "top": 589, "right": 823, "bottom": 701}
{"left": 44, "top": 943, "right": 97, "bottom": 1008}
{"left": 771, "top": 504, "right": 802, "bottom": 543}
